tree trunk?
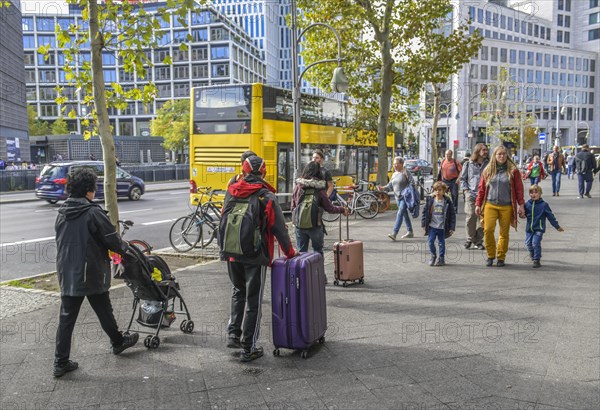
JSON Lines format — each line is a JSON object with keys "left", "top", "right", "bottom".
{"left": 376, "top": 38, "right": 394, "bottom": 184}
{"left": 431, "top": 85, "right": 441, "bottom": 179}
{"left": 89, "top": 0, "right": 119, "bottom": 228}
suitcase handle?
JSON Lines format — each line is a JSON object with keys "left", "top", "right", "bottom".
{"left": 338, "top": 212, "right": 350, "bottom": 241}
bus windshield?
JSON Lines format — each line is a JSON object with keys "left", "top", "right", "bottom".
{"left": 193, "top": 85, "right": 251, "bottom": 134}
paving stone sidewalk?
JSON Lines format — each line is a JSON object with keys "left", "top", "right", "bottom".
{"left": 0, "top": 178, "right": 598, "bottom": 409}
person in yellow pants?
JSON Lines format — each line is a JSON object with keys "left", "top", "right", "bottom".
{"left": 475, "top": 146, "right": 525, "bottom": 267}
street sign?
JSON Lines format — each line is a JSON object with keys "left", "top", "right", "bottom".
{"left": 538, "top": 132, "right": 546, "bottom": 143}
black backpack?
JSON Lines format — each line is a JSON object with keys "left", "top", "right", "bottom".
{"left": 218, "top": 191, "right": 264, "bottom": 258}
{"left": 293, "top": 188, "right": 321, "bottom": 229}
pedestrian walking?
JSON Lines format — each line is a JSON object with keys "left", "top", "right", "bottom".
{"left": 291, "top": 161, "right": 347, "bottom": 256}
{"left": 475, "top": 145, "right": 525, "bottom": 267}
{"left": 312, "top": 149, "right": 334, "bottom": 198}
{"left": 524, "top": 185, "right": 564, "bottom": 268}
{"left": 53, "top": 168, "right": 139, "bottom": 378}
{"left": 379, "top": 156, "right": 415, "bottom": 240}
{"left": 547, "top": 146, "right": 566, "bottom": 196}
{"left": 421, "top": 181, "right": 456, "bottom": 266}
{"left": 219, "top": 155, "right": 297, "bottom": 362}
{"left": 523, "top": 156, "right": 546, "bottom": 185}
{"left": 437, "top": 149, "right": 462, "bottom": 213}
{"left": 574, "top": 144, "right": 597, "bottom": 198}
{"left": 566, "top": 152, "right": 575, "bottom": 179}
{"left": 459, "top": 143, "right": 489, "bottom": 250}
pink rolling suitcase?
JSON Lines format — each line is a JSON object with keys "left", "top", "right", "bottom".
{"left": 333, "top": 214, "right": 365, "bottom": 286}
{"left": 271, "top": 252, "right": 327, "bottom": 358}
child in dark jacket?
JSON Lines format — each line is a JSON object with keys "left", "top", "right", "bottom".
{"left": 421, "top": 182, "right": 456, "bottom": 266}
{"left": 524, "top": 185, "right": 564, "bottom": 268}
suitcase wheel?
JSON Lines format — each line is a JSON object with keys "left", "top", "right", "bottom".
{"left": 318, "top": 336, "right": 325, "bottom": 344}
{"left": 333, "top": 280, "right": 339, "bottom": 286}
{"left": 301, "top": 350, "right": 308, "bottom": 359}
{"left": 358, "top": 278, "right": 364, "bottom": 284}
{"left": 273, "top": 349, "right": 280, "bottom": 357}
{"left": 342, "top": 281, "right": 348, "bottom": 287}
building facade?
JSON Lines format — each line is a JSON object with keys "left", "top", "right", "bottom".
{"left": 23, "top": 2, "right": 266, "bottom": 136}
{"left": 1, "top": 0, "right": 29, "bottom": 164}
{"left": 420, "top": 0, "right": 600, "bottom": 158}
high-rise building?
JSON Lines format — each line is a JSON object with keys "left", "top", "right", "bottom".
{"left": 0, "top": 0, "right": 29, "bottom": 164}
{"left": 23, "top": 2, "right": 266, "bottom": 136}
{"left": 419, "top": 0, "right": 599, "bottom": 157}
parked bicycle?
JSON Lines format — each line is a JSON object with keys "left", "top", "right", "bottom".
{"left": 322, "top": 183, "right": 379, "bottom": 222}
{"left": 415, "top": 174, "right": 433, "bottom": 200}
{"left": 169, "top": 187, "right": 223, "bottom": 252}
{"left": 359, "top": 179, "right": 391, "bottom": 212}
{"left": 119, "top": 219, "right": 152, "bottom": 255}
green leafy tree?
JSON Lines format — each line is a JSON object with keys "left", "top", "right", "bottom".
{"left": 51, "top": 117, "right": 70, "bottom": 135}
{"left": 150, "top": 99, "right": 190, "bottom": 163}
{"left": 477, "top": 67, "right": 536, "bottom": 151}
{"left": 38, "top": 0, "right": 205, "bottom": 226}
{"left": 28, "top": 105, "right": 51, "bottom": 136}
{"left": 296, "top": 0, "right": 481, "bottom": 183}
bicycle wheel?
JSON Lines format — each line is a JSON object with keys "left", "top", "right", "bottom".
{"left": 322, "top": 199, "right": 342, "bottom": 222}
{"left": 355, "top": 192, "right": 379, "bottom": 219}
{"left": 374, "top": 191, "right": 390, "bottom": 212}
{"left": 129, "top": 239, "right": 152, "bottom": 255}
{"left": 199, "top": 221, "right": 218, "bottom": 248}
{"left": 169, "top": 216, "right": 201, "bottom": 252}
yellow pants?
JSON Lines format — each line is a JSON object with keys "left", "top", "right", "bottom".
{"left": 483, "top": 203, "right": 513, "bottom": 261}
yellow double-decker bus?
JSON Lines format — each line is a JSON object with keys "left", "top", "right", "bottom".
{"left": 189, "top": 83, "right": 393, "bottom": 207}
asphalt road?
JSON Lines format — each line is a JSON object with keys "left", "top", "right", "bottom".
{"left": 0, "top": 187, "right": 194, "bottom": 281}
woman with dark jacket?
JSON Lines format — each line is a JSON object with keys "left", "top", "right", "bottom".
{"left": 291, "top": 161, "right": 347, "bottom": 256}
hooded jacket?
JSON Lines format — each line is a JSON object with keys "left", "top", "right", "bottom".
{"left": 421, "top": 195, "right": 456, "bottom": 237}
{"left": 291, "top": 178, "right": 345, "bottom": 227}
{"left": 55, "top": 197, "right": 126, "bottom": 296}
{"left": 222, "top": 174, "right": 294, "bottom": 266}
{"left": 524, "top": 198, "right": 561, "bottom": 234}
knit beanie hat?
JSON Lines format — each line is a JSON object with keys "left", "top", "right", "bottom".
{"left": 242, "top": 155, "right": 266, "bottom": 177}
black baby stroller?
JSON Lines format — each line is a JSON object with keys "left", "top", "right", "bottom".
{"left": 116, "top": 244, "right": 194, "bottom": 349}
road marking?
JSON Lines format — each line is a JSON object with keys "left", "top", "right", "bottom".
{"left": 1, "top": 236, "right": 55, "bottom": 248}
{"left": 120, "top": 208, "right": 152, "bottom": 214}
{"left": 141, "top": 219, "right": 176, "bottom": 226}
{"left": 34, "top": 209, "right": 57, "bottom": 213}
{"left": 169, "top": 192, "right": 189, "bottom": 195}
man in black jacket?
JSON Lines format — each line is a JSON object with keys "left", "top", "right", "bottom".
{"left": 53, "top": 168, "right": 139, "bottom": 377}
{"left": 574, "top": 144, "right": 597, "bottom": 198}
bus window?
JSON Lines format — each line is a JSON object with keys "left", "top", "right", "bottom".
{"left": 193, "top": 85, "right": 251, "bottom": 134}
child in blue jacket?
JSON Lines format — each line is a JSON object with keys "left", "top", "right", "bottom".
{"left": 524, "top": 185, "right": 564, "bottom": 268}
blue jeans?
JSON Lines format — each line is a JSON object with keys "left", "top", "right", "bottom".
{"left": 393, "top": 198, "right": 412, "bottom": 234}
{"left": 428, "top": 227, "right": 445, "bottom": 257}
{"left": 295, "top": 226, "right": 324, "bottom": 256}
{"left": 443, "top": 180, "right": 459, "bottom": 213}
{"left": 550, "top": 170, "right": 562, "bottom": 193}
{"left": 577, "top": 172, "right": 594, "bottom": 196}
{"left": 567, "top": 165, "right": 573, "bottom": 178}
{"left": 529, "top": 176, "right": 540, "bottom": 185}
{"left": 525, "top": 231, "right": 543, "bottom": 261}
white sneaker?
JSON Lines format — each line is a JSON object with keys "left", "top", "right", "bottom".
{"left": 388, "top": 233, "right": 397, "bottom": 241}
{"left": 401, "top": 231, "right": 414, "bottom": 239}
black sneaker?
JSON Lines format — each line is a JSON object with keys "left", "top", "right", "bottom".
{"left": 435, "top": 257, "right": 445, "bottom": 266}
{"left": 226, "top": 337, "right": 242, "bottom": 349}
{"left": 585, "top": 193, "right": 592, "bottom": 198}
{"left": 486, "top": 258, "right": 494, "bottom": 267}
{"left": 53, "top": 360, "right": 78, "bottom": 378}
{"left": 240, "top": 347, "right": 264, "bottom": 362}
{"left": 473, "top": 243, "right": 485, "bottom": 250}
{"left": 532, "top": 260, "right": 541, "bottom": 268}
{"left": 464, "top": 241, "right": 472, "bottom": 249}
{"left": 497, "top": 260, "right": 506, "bottom": 267}
{"left": 113, "top": 332, "right": 139, "bottom": 355}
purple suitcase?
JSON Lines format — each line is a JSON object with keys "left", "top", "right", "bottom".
{"left": 271, "top": 252, "right": 327, "bottom": 358}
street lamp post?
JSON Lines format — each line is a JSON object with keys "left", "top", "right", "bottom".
{"left": 290, "top": 0, "right": 348, "bottom": 180}
{"left": 577, "top": 121, "right": 590, "bottom": 144}
{"left": 556, "top": 93, "right": 579, "bottom": 147}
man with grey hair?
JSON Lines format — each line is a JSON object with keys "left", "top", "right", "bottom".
{"left": 459, "top": 143, "right": 489, "bottom": 250}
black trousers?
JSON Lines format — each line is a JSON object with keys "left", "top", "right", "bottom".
{"left": 226, "top": 261, "right": 266, "bottom": 351}
{"left": 55, "top": 291, "right": 123, "bottom": 365}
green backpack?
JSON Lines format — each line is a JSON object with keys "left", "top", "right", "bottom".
{"left": 218, "top": 192, "right": 263, "bottom": 258}
{"left": 293, "top": 188, "right": 320, "bottom": 229}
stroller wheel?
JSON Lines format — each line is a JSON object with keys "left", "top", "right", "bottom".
{"left": 180, "top": 320, "right": 188, "bottom": 332}
{"left": 184, "top": 320, "right": 194, "bottom": 333}
{"left": 150, "top": 336, "right": 160, "bottom": 349}
{"left": 144, "top": 335, "right": 152, "bottom": 348}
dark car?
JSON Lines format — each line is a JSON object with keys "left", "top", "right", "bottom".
{"left": 35, "top": 161, "right": 145, "bottom": 204}
{"left": 404, "top": 159, "right": 433, "bottom": 175}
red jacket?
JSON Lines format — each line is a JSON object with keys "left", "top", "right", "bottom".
{"left": 523, "top": 161, "right": 546, "bottom": 180}
{"left": 476, "top": 168, "right": 525, "bottom": 230}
